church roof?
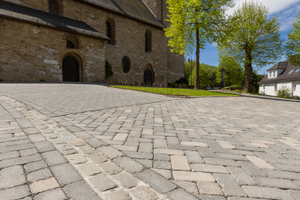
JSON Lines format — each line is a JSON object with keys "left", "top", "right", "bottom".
{"left": 77, "top": 0, "right": 165, "bottom": 28}
{"left": 259, "top": 60, "right": 300, "bottom": 84}
{"left": 0, "top": 1, "right": 109, "bottom": 40}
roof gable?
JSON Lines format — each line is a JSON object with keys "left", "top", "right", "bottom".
{"left": 259, "top": 60, "right": 300, "bottom": 84}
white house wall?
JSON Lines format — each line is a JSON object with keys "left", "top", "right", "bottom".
{"left": 277, "top": 82, "right": 292, "bottom": 93}
{"left": 259, "top": 83, "right": 276, "bottom": 96}
{"left": 293, "top": 81, "right": 300, "bottom": 97}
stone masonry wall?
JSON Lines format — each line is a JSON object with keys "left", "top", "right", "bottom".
{"left": 0, "top": 18, "right": 106, "bottom": 82}
{"left": 2, "top": 0, "right": 184, "bottom": 84}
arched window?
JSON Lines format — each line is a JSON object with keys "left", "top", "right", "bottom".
{"left": 145, "top": 30, "right": 152, "bottom": 52}
{"left": 106, "top": 19, "right": 115, "bottom": 45}
{"left": 49, "top": 0, "right": 60, "bottom": 15}
{"left": 67, "top": 41, "right": 75, "bottom": 49}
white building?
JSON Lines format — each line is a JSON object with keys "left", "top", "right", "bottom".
{"left": 259, "top": 60, "right": 300, "bottom": 97}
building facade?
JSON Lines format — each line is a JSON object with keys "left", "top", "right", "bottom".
{"left": 0, "top": 0, "right": 184, "bottom": 84}
{"left": 258, "top": 60, "right": 300, "bottom": 97}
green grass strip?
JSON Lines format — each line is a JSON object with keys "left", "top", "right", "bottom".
{"left": 111, "top": 86, "right": 239, "bottom": 97}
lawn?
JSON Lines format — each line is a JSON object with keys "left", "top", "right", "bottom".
{"left": 111, "top": 86, "right": 239, "bottom": 97}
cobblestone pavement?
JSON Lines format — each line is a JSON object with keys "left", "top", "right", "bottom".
{"left": 1, "top": 83, "right": 300, "bottom": 200}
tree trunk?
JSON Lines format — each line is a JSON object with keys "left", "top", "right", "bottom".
{"left": 194, "top": 28, "right": 200, "bottom": 90}
{"left": 244, "top": 48, "right": 252, "bottom": 92}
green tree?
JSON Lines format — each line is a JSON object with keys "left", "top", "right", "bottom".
{"left": 286, "top": 13, "right": 300, "bottom": 65}
{"left": 165, "top": 0, "right": 233, "bottom": 89}
{"left": 219, "top": 1, "right": 283, "bottom": 92}
{"left": 217, "top": 52, "right": 244, "bottom": 86}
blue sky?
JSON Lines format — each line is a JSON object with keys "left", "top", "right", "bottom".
{"left": 188, "top": 0, "right": 300, "bottom": 75}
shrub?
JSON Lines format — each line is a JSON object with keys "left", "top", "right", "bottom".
{"left": 105, "top": 60, "right": 113, "bottom": 79}
{"left": 40, "top": 78, "right": 45, "bottom": 82}
{"left": 0, "top": 78, "right": 3, "bottom": 82}
{"left": 175, "top": 77, "right": 189, "bottom": 85}
{"left": 168, "top": 82, "right": 176, "bottom": 87}
{"left": 277, "top": 86, "right": 292, "bottom": 98}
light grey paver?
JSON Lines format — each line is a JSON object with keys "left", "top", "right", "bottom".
{"left": 131, "top": 186, "right": 158, "bottom": 200}
{"left": 99, "top": 161, "right": 123, "bottom": 175}
{"left": 27, "top": 168, "right": 52, "bottom": 182}
{"left": 214, "top": 173, "right": 247, "bottom": 197}
{"left": 113, "top": 157, "right": 144, "bottom": 173}
{"left": 50, "top": 163, "right": 82, "bottom": 186}
{"left": 63, "top": 180, "right": 102, "bottom": 200}
{"left": 67, "top": 154, "right": 87, "bottom": 164}
{"left": 191, "top": 164, "right": 228, "bottom": 173}
{"left": 0, "top": 165, "right": 26, "bottom": 189}
{"left": 171, "top": 155, "right": 190, "bottom": 170}
{"left": 242, "top": 186, "right": 295, "bottom": 200}
{"left": 106, "top": 190, "right": 131, "bottom": 200}
{"left": 29, "top": 177, "right": 59, "bottom": 194}
{"left": 0, "top": 185, "right": 30, "bottom": 200}
{"left": 77, "top": 163, "right": 101, "bottom": 176}
{"left": 34, "top": 188, "right": 67, "bottom": 200}
{"left": 167, "top": 188, "right": 199, "bottom": 200}
{"left": 197, "top": 182, "right": 223, "bottom": 195}
{"left": 42, "top": 150, "right": 68, "bottom": 166}
{"left": 173, "top": 171, "right": 215, "bottom": 182}
{"left": 113, "top": 172, "right": 138, "bottom": 188}
{"left": 89, "top": 174, "right": 117, "bottom": 192}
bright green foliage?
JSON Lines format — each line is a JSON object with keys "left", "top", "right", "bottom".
{"left": 165, "top": 0, "right": 234, "bottom": 89}
{"left": 277, "top": 85, "right": 292, "bottom": 98}
{"left": 111, "top": 86, "right": 238, "bottom": 97}
{"left": 190, "top": 63, "right": 219, "bottom": 87}
{"left": 219, "top": 1, "right": 283, "bottom": 92}
{"left": 286, "top": 13, "right": 300, "bottom": 66}
{"left": 217, "top": 51, "right": 244, "bottom": 86}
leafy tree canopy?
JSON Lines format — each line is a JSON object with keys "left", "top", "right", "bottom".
{"left": 286, "top": 13, "right": 300, "bottom": 66}
{"left": 219, "top": 0, "right": 283, "bottom": 92}
{"left": 165, "top": 0, "right": 234, "bottom": 89}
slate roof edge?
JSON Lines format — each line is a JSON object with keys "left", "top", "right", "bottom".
{"left": 0, "top": 9, "right": 109, "bottom": 40}
{"left": 75, "top": 0, "right": 166, "bottom": 29}
{"left": 258, "top": 77, "right": 300, "bottom": 84}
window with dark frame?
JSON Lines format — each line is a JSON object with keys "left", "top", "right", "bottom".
{"left": 49, "top": 0, "right": 60, "bottom": 15}
{"left": 106, "top": 19, "right": 115, "bottom": 45}
{"left": 67, "top": 41, "right": 75, "bottom": 49}
{"left": 106, "top": 22, "right": 111, "bottom": 44}
{"left": 145, "top": 30, "right": 152, "bottom": 52}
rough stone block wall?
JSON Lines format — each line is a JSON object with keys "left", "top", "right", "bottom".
{"left": 0, "top": 18, "right": 106, "bottom": 82}
{"left": 2, "top": 0, "right": 184, "bottom": 84}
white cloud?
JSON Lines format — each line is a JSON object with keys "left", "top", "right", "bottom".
{"left": 227, "top": 0, "right": 299, "bottom": 15}
{"left": 226, "top": 0, "right": 300, "bottom": 31}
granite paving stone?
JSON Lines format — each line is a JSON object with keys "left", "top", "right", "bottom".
{"left": 1, "top": 84, "right": 300, "bottom": 200}
{"left": 137, "top": 169, "right": 177, "bottom": 193}
{"left": 112, "top": 172, "right": 138, "bottom": 188}
{"left": 0, "top": 185, "right": 30, "bottom": 200}
{"left": 50, "top": 163, "right": 82, "bottom": 186}
{"left": 33, "top": 188, "right": 67, "bottom": 200}
{"left": 89, "top": 174, "right": 117, "bottom": 192}
{"left": 63, "top": 180, "right": 102, "bottom": 200}
{"left": 30, "top": 177, "right": 59, "bottom": 194}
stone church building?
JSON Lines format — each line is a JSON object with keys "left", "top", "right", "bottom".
{"left": 0, "top": 0, "right": 184, "bottom": 85}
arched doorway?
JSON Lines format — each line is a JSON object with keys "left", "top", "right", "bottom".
{"left": 144, "top": 69, "right": 153, "bottom": 86}
{"left": 63, "top": 55, "right": 79, "bottom": 82}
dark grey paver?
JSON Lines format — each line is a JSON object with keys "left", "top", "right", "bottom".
{"left": 63, "top": 180, "right": 102, "bottom": 200}
{"left": 50, "top": 163, "right": 82, "bottom": 186}
{"left": 42, "top": 150, "right": 67, "bottom": 166}
{"left": 137, "top": 169, "right": 177, "bottom": 193}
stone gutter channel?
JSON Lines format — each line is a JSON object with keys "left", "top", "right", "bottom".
{"left": 0, "top": 96, "right": 168, "bottom": 200}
